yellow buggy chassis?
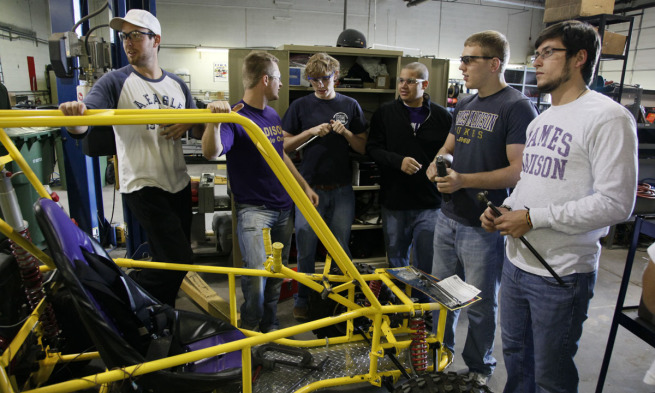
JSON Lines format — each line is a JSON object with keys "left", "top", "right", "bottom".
{"left": 0, "top": 109, "right": 453, "bottom": 393}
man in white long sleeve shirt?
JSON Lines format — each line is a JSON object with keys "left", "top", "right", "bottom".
{"left": 481, "top": 20, "right": 637, "bottom": 393}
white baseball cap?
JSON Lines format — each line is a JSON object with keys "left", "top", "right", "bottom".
{"left": 110, "top": 9, "right": 161, "bottom": 36}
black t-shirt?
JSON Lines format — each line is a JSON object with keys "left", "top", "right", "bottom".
{"left": 441, "top": 87, "right": 538, "bottom": 226}
{"left": 282, "top": 93, "right": 366, "bottom": 185}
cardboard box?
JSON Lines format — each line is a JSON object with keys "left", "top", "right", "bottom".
{"left": 375, "top": 75, "right": 390, "bottom": 89}
{"left": 543, "top": 0, "right": 614, "bottom": 23}
{"left": 599, "top": 30, "right": 627, "bottom": 55}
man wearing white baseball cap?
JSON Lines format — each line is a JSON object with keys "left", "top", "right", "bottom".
{"left": 59, "top": 9, "right": 231, "bottom": 306}
{"left": 109, "top": 8, "right": 161, "bottom": 36}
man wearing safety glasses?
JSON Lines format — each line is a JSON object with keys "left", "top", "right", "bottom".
{"left": 425, "top": 30, "right": 538, "bottom": 385}
{"left": 281, "top": 53, "right": 367, "bottom": 321}
{"left": 59, "top": 9, "right": 231, "bottom": 307}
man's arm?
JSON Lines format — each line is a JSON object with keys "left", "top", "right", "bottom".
{"left": 283, "top": 152, "right": 319, "bottom": 206}
{"left": 435, "top": 143, "right": 524, "bottom": 194}
{"left": 282, "top": 124, "right": 331, "bottom": 152}
{"left": 202, "top": 101, "right": 238, "bottom": 160}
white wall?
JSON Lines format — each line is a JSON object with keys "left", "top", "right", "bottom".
{"left": 156, "top": 0, "right": 545, "bottom": 61}
{"left": 0, "top": 0, "right": 52, "bottom": 92}
{"left": 1, "top": 0, "right": 654, "bottom": 96}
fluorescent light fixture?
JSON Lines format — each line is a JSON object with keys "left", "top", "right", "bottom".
{"left": 196, "top": 46, "right": 228, "bottom": 53}
{"left": 483, "top": 0, "right": 544, "bottom": 9}
{"left": 273, "top": 16, "right": 292, "bottom": 21}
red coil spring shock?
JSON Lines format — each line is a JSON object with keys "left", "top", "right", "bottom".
{"left": 410, "top": 316, "right": 428, "bottom": 372}
{"left": 11, "top": 228, "right": 59, "bottom": 347}
{"left": 369, "top": 280, "right": 382, "bottom": 298}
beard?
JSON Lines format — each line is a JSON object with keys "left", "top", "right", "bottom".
{"left": 537, "top": 63, "right": 572, "bottom": 93}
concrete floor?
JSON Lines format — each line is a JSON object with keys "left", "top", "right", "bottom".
{"left": 57, "top": 165, "right": 655, "bottom": 393}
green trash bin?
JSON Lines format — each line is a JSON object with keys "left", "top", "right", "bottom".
{"left": 0, "top": 127, "right": 59, "bottom": 248}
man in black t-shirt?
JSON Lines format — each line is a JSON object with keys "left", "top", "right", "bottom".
{"left": 425, "top": 30, "right": 538, "bottom": 385}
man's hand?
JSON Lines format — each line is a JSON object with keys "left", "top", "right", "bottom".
{"left": 59, "top": 101, "right": 89, "bottom": 134}
{"left": 330, "top": 120, "right": 347, "bottom": 135}
{"left": 401, "top": 157, "right": 422, "bottom": 175}
{"left": 480, "top": 206, "right": 509, "bottom": 232}
{"left": 435, "top": 167, "right": 464, "bottom": 194}
{"left": 159, "top": 123, "right": 195, "bottom": 140}
{"left": 310, "top": 123, "right": 331, "bottom": 137}
{"left": 485, "top": 209, "right": 531, "bottom": 238}
{"left": 59, "top": 101, "right": 87, "bottom": 116}
{"left": 208, "top": 100, "right": 241, "bottom": 114}
{"left": 305, "top": 186, "right": 319, "bottom": 207}
{"left": 161, "top": 100, "right": 240, "bottom": 140}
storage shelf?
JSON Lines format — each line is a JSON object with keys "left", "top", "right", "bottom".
{"left": 289, "top": 86, "right": 396, "bottom": 94}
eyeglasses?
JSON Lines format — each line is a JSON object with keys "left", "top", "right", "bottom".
{"left": 119, "top": 30, "right": 156, "bottom": 42}
{"left": 307, "top": 72, "right": 334, "bottom": 85}
{"left": 459, "top": 56, "right": 496, "bottom": 65}
{"left": 397, "top": 78, "right": 426, "bottom": 86}
{"left": 531, "top": 47, "right": 567, "bottom": 63}
{"left": 268, "top": 74, "right": 281, "bottom": 81}
{"left": 460, "top": 55, "right": 496, "bottom": 65}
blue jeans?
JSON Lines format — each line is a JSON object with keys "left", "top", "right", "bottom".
{"left": 295, "top": 185, "right": 354, "bottom": 307}
{"left": 431, "top": 210, "right": 504, "bottom": 376}
{"left": 381, "top": 207, "right": 439, "bottom": 273}
{"left": 236, "top": 204, "right": 293, "bottom": 332}
{"left": 501, "top": 258, "right": 596, "bottom": 393}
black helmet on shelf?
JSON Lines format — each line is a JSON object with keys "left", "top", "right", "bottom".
{"left": 337, "top": 29, "right": 367, "bottom": 48}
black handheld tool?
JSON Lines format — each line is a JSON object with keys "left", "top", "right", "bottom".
{"left": 477, "top": 191, "right": 565, "bottom": 287}
{"left": 436, "top": 155, "right": 450, "bottom": 202}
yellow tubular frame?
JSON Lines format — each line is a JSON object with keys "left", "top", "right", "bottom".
{"left": 0, "top": 109, "right": 457, "bottom": 393}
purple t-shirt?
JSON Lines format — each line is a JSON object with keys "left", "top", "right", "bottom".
{"left": 221, "top": 101, "right": 292, "bottom": 210}
{"left": 406, "top": 105, "right": 429, "bottom": 135}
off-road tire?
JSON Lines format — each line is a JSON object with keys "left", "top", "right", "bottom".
{"left": 393, "top": 371, "right": 493, "bottom": 393}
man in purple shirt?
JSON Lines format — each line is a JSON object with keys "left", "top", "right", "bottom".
{"left": 203, "top": 51, "right": 318, "bottom": 333}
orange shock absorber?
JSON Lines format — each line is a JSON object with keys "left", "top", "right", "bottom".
{"left": 410, "top": 316, "right": 428, "bottom": 372}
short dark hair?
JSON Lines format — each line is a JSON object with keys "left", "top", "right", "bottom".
{"left": 402, "top": 62, "right": 429, "bottom": 80}
{"left": 535, "top": 20, "right": 601, "bottom": 85}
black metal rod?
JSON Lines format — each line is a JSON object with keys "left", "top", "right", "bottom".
{"left": 478, "top": 192, "right": 566, "bottom": 286}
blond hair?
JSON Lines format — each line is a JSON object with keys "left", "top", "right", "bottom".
{"left": 305, "top": 53, "right": 340, "bottom": 79}
{"left": 242, "top": 51, "right": 280, "bottom": 89}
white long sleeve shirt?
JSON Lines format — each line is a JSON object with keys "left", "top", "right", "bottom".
{"left": 504, "top": 91, "right": 637, "bottom": 276}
